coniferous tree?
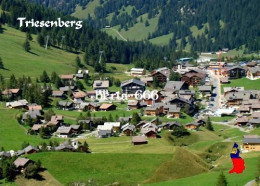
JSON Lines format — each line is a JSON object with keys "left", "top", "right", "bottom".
{"left": 40, "top": 70, "right": 50, "bottom": 83}
{"left": 26, "top": 32, "right": 33, "bottom": 41}
{"left": 131, "top": 112, "right": 141, "bottom": 125}
{"left": 23, "top": 39, "right": 31, "bottom": 52}
{"left": 75, "top": 56, "right": 82, "bottom": 68}
{"left": 217, "top": 171, "right": 228, "bottom": 186}
{"left": 206, "top": 116, "right": 214, "bottom": 131}
{"left": 37, "top": 33, "right": 45, "bottom": 46}
{"left": 24, "top": 163, "right": 38, "bottom": 178}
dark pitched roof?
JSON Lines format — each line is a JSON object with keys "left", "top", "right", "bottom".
{"left": 58, "top": 101, "right": 73, "bottom": 107}
{"left": 121, "top": 79, "right": 145, "bottom": 87}
{"left": 23, "top": 145, "right": 39, "bottom": 153}
{"left": 164, "top": 81, "right": 185, "bottom": 92}
{"left": 242, "top": 138, "right": 260, "bottom": 144}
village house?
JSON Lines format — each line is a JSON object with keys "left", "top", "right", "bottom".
{"left": 70, "top": 125, "right": 82, "bottom": 134}
{"left": 88, "top": 102, "right": 100, "bottom": 111}
{"left": 59, "top": 86, "right": 76, "bottom": 93}
{"left": 252, "top": 112, "right": 260, "bottom": 119}
{"left": 60, "top": 74, "right": 74, "bottom": 84}
{"left": 72, "top": 90, "right": 87, "bottom": 101}
{"left": 58, "top": 101, "right": 74, "bottom": 110}
{"left": 31, "top": 124, "right": 45, "bottom": 133}
{"left": 166, "top": 96, "right": 194, "bottom": 114}
{"left": 104, "top": 122, "right": 121, "bottom": 132}
{"left": 132, "top": 136, "right": 148, "bottom": 145}
{"left": 223, "top": 87, "right": 244, "bottom": 97}
{"left": 23, "top": 145, "right": 39, "bottom": 154}
{"left": 248, "top": 118, "right": 260, "bottom": 128}
{"left": 220, "top": 77, "right": 230, "bottom": 84}
{"left": 252, "top": 103, "right": 260, "bottom": 112}
{"left": 223, "top": 66, "right": 246, "bottom": 79}
{"left": 2, "top": 89, "right": 21, "bottom": 98}
{"left": 27, "top": 104, "right": 42, "bottom": 111}
{"left": 99, "top": 103, "right": 117, "bottom": 111}
{"left": 141, "top": 128, "right": 157, "bottom": 138}
{"left": 185, "top": 122, "right": 201, "bottom": 130}
{"left": 167, "top": 105, "right": 181, "bottom": 118}
{"left": 93, "top": 80, "right": 109, "bottom": 95}
{"left": 130, "top": 68, "right": 146, "bottom": 76}
{"left": 52, "top": 90, "right": 64, "bottom": 98}
{"left": 54, "top": 143, "right": 74, "bottom": 152}
{"left": 163, "top": 81, "right": 188, "bottom": 94}
{"left": 140, "top": 77, "right": 153, "bottom": 86}
{"left": 181, "top": 72, "right": 206, "bottom": 86}
{"left": 56, "top": 126, "right": 73, "bottom": 138}
{"left": 247, "top": 67, "right": 260, "bottom": 80}
{"left": 208, "top": 62, "right": 226, "bottom": 69}
{"left": 246, "top": 61, "right": 257, "bottom": 68}
{"left": 86, "top": 90, "right": 96, "bottom": 99}
{"left": 174, "top": 62, "right": 195, "bottom": 75}
{"left": 162, "top": 104, "right": 181, "bottom": 118}
{"left": 151, "top": 67, "right": 170, "bottom": 82}
{"left": 121, "top": 79, "right": 146, "bottom": 94}
{"left": 238, "top": 105, "right": 251, "bottom": 114}
{"left": 127, "top": 100, "right": 140, "bottom": 110}
{"left": 179, "top": 90, "right": 196, "bottom": 97}
{"left": 142, "top": 122, "right": 158, "bottom": 130}
{"left": 225, "top": 91, "right": 254, "bottom": 107}
{"left": 75, "top": 69, "right": 88, "bottom": 79}
{"left": 98, "top": 130, "right": 112, "bottom": 138}
{"left": 121, "top": 123, "right": 135, "bottom": 136}
{"left": 22, "top": 110, "right": 43, "bottom": 122}
{"left": 145, "top": 103, "right": 164, "bottom": 116}
{"left": 237, "top": 116, "right": 249, "bottom": 126}
{"left": 47, "top": 115, "right": 64, "bottom": 127}
{"left": 158, "top": 121, "right": 182, "bottom": 130}
{"left": 0, "top": 151, "right": 11, "bottom": 158}
{"left": 142, "top": 91, "right": 162, "bottom": 106}
{"left": 136, "top": 121, "right": 147, "bottom": 129}
{"left": 242, "top": 135, "right": 260, "bottom": 151}
{"left": 6, "top": 99, "right": 28, "bottom": 109}
{"left": 14, "top": 158, "right": 32, "bottom": 172}
{"left": 198, "top": 85, "right": 212, "bottom": 97}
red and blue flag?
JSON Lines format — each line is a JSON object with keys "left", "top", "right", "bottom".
{"left": 229, "top": 142, "right": 245, "bottom": 174}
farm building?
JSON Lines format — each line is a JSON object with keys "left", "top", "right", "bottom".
{"left": 132, "top": 136, "right": 148, "bottom": 145}
{"left": 130, "top": 68, "right": 146, "bottom": 76}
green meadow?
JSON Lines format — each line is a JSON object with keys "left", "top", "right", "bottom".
{"left": 0, "top": 103, "right": 63, "bottom": 150}
{"left": 0, "top": 26, "right": 79, "bottom": 78}
{"left": 221, "top": 78, "right": 260, "bottom": 93}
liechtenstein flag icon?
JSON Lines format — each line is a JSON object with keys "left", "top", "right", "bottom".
{"left": 229, "top": 142, "right": 245, "bottom": 174}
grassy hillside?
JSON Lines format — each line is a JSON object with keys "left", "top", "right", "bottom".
{"left": 0, "top": 25, "right": 79, "bottom": 78}
{"left": 150, "top": 155, "right": 259, "bottom": 186}
{"left": 71, "top": 0, "right": 100, "bottom": 19}
{"left": 0, "top": 103, "right": 63, "bottom": 150}
{"left": 145, "top": 147, "right": 210, "bottom": 183}
{"left": 28, "top": 152, "right": 172, "bottom": 185}
{"left": 149, "top": 33, "right": 173, "bottom": 46}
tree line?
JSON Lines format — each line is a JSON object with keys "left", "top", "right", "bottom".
{"left": 63, "top": 0, "right": 260, "bottom": 52}
{"left": 0, "top": 0, "right": 196, "bottom": 71}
